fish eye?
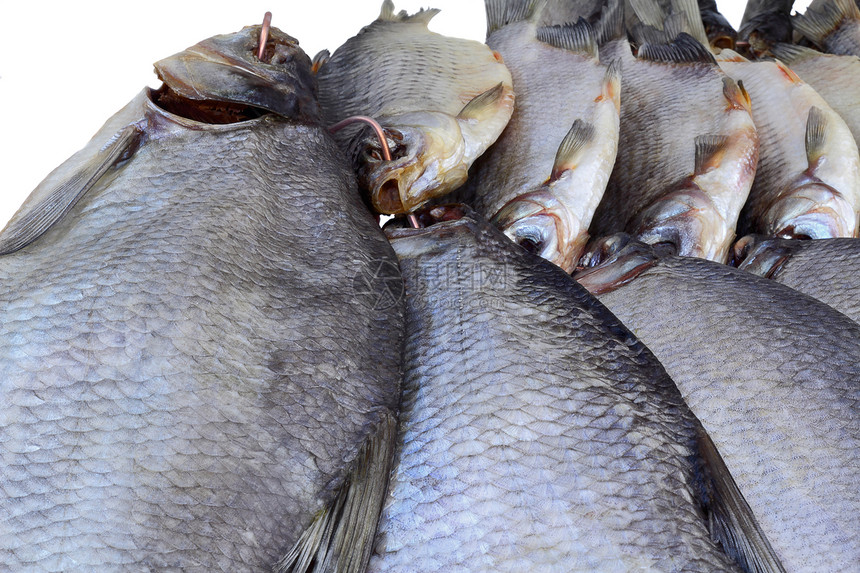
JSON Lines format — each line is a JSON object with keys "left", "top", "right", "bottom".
{"left": 517, "top": 235, "right": 545, "bottom": 255}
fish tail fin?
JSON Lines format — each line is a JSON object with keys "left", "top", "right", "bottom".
{"left": 670, "top": 0, "right": 710, "bottom": 46}
{"left": 275, "top": 412, "right": 398, "bottom": 573}
{"left": 793, "top": 0, "right": 860, "bottom": 46}
{"left": 378, "top": 0, "right": 440, "bottom": 25}
{"left": 628, "top": 0, "right": 667, "bottom": 29}
{"left": 551, "top": 119, "right": 596, "bottom": 180}
{"left": 695, "top": 428, "right": 788, "bottom": 573}
{"left": 769, "top": 43, "right": 822, "bottom": 65}
{"left": 536, "top": 18, "right": 598, "bottom": 59}
{"left": 485, "top": 0, "right": 547, "bottom": 35}
{"left": 595, "top": 0, "right": 626, "bottom": 44}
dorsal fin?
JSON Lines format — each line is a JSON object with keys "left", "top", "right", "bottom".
{"left": 536, "top": 18, "right": 598, "bottom": 58}
{"left": 793, "top": 0, "right": 860, "bottom": 46}
{"left": 805, "top": 106, "right": 829, "bottom": 165}
{"left": 551, "top": 119, "right": 596, "bottom": 180}
{"left": 311, "top": 50, "right": 330, "bottom": 74}
{"left": 378, "top": 0, "right": 440, "bottom": 25}
{"left": 769, "top": 43, "right": 823, "bottom": 64}
{"left": 694, "top": 134, "right": 730, "bottom": 174}
{"left": 0, "top": 124, "right": 142, "bottom": 256}
{"left": 637, "top": 32, "right": 717, "bottom": 64}
{"left": 275, "top": 413, "right": 398, "bottom": 573}
{"left": 485, "top": 0, "right": 547, "bottom": 35}
{"left": 696, "top": 429, "right": 788, "bottom": 573}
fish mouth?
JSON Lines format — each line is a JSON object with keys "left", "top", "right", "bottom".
{"left": 765, "top": 182, "right": 858, "bottom": 239}
{"left": 730, "top": 234, "right": 793, "bottom": 277}
{"left": 384, "top": 204, "right": 473, "bottom": 240}
{"left": 152, "top": 24, "right": 320, "bottom": 124}
{"left": 491, "top": 191, "right": 584, "bottom": 273}
{"left": 360, "top": 113, "right": 468, "bottom": 215}
{"left": 573, "top": 234, "right": 661, "bottom": 295}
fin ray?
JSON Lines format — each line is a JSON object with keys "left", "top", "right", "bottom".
{"left": 485, "top": 0, "right": 547, "bottom": 34}
{"left": 805, "top": 106, "right": 829, "bottom": 165}
{"left": 536, "top": 18, "right": 598, "bottom": 58}
{"left": 551, "top": 119, "right": 596, "bottom": 179}
{"left": 697, "top": 429, "right": 788, "bottom": 573}
{"left": 637, "top": 33, "right": 717, "bottom": 64}
{"left": 0, "top": 124, "right": 141, "bottom": 256}
{"left": 694, "top": 134, "right": 730, "bottom": 174}
{"left": 275, "top": 412, "right": 398, "bottom": 573}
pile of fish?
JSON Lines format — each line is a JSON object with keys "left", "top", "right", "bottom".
{"left": 1, "top": 0, "right": 859, "bottom": 571}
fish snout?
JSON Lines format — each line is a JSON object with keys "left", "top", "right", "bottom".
{"left": 731, "top": 235, "right": 793, "bottom": 277}
{"left": 362, "top": 117, "right": 467, "bottom": 215}
{"left": 767, "top": 182, "right": 858, "bottom": 239}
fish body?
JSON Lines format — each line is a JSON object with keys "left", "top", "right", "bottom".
{"left": 589, "top": 33, "right": 758, "bottom": 263}
{"left": 0, "top": 27, "right": 402, "bottom": 571}
{"left": 468, "top": 3, "right": 620, "bottom": 272}
{"left": 735, "top": 235, "right": 860, "bottom": 323}
{"left": 576, "top": 238, "right": 860, "bottom": 570}
{"left": 794, "top": 0, "right": 860, "bottom": 57}
{"left": 316, "top": 0, "right": 514, "bottom": 214}
{"left": 369, "top": 206, "right": 773, "bottom": 573}
{"left": 770, "top": 44, "right": 860, "bottom": 147}
{"left": 717, "top": 49, "right": 860, "bottom": 239}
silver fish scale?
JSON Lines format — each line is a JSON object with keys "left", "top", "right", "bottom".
{"left": 318, "top": 19, "right": 502, "bottom": 124}
{"left": 0, "top": 110, "right": 402, "bottom": 571}
{"left": 743, "top": 237, "right": 860, "bottom": 323}
{"left": 369, "top": 219, "right": 739, "bottom": 572}
{"left": 590, "top": 39, "right": 727, "bottom": 235}
{"left": 470, "top": 19, "right": 608, "bottom": 216}
{"left": 596, "top": 255, "right": 860, "bottom": 570}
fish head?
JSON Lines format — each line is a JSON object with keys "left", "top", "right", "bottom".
{"left": 765, "top": 181, "right": 858, "bottom": 239}
{"left": 701, "top": 10, "right": 737, "bottom": 51}
{"left": 359, "top": 111, "right": 469, "bottom": 214}
{"left": 153, "top": 25, "right": 320, "bottom": 123}
{"left": 491, "top": 189, "right": 584, "bottom": 273}
{"left": 730, "top": 234, "right": 794, "bottom": 277}
{"left": 573, "top": 234, "right": 661, "bottom": 295}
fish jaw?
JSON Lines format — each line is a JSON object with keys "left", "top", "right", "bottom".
{"left": 630, "top": 79, "right": 759, "bottom": 263}
{"left": 764, "top": 181, "right": 859, "bottom": 238}
{"left": 573, "top": 234, "right": 660, "bottom": 295}
{"left": 731, "top": 234, "right": 793, "bottom": 277}
{"left": 361, "top": 112, "right": 469, "bottom": 214}
{"left": 153, "top": 25, "right": 320, "bottom": 122}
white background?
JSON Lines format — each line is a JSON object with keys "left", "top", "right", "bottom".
{"left": 0, "top": 1, "right": 809, "bottom": 228}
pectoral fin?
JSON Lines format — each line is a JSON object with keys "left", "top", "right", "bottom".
{"left": 0, "top": 124, "right": 142, "bottom": 255}
{"left": 551, "top": 119, "right": 596, "bottom": 180}
{"left": 457, "top": 83, "right": 506, "bottom": 122}
{"left": 697, "top": 428, "right": 787, "bottom": 573}
{"left": 275, "top": 412, "right": 398, "bottom": 573}
{"left": 805, "top": 106, "right": 828, "bottom": 166}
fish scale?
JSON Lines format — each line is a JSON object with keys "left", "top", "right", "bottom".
{"left": 590, "top": 252, "right": 860, "bottom": 570}
{"left": 0, "top": 54, "right": 402, "bottom": 571}
{"left": 369, "top": 211, "right": 752, "bottom": 572}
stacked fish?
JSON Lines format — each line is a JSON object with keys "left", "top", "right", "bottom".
{"left": 0, "top": 0, "right": 859, "bottom": 572}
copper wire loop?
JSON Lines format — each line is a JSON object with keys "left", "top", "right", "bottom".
{"left": 257, "top": 12, "right": 272, "bottom": 61}
{"left": 327, "top": 116, "right": 393, "bottom": 162}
